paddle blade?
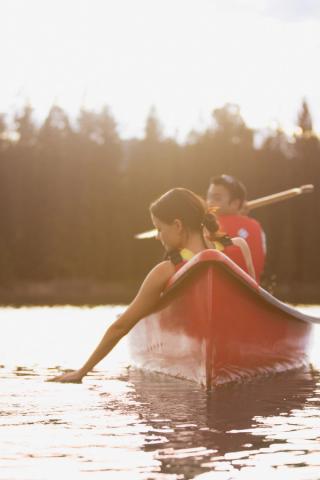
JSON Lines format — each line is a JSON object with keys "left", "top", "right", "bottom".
{"left": 134, "top": 229, "right": 157, "bottom": 239}
{"left": 300, "top": 184, "right": 314, "bottom": 194}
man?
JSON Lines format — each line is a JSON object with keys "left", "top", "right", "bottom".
{"left": 207, "top": 174, "right": 266, "bottom": 282}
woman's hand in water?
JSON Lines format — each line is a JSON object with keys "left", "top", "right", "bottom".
{"left": 48, "top": 369, "right": 85, "bottom": 383}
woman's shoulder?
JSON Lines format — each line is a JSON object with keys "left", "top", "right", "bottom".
{"left": 150, "top": 260, "right": 176, "bottom": 277}
{"left": 140, "top": 260, "right": 176, "bottom": 292}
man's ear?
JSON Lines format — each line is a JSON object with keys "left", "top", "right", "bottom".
{"left": 173, "top": 218, "right": 183, "bottom": 232}
{"left": 230, "top": 198, "right": 242, "bottom": 213}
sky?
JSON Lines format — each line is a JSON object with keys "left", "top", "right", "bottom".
{"left": 1, "top": 0, "right": 320, "bottom": 140}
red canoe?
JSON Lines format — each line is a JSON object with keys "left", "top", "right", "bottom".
{"left": 128, "top": 250, "right": 316, "bottom": 388}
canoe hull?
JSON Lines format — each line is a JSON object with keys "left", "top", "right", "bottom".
{"left": 129, "top": 252, "right": 314, "bottom": 388}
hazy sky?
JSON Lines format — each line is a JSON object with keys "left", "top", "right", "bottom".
{"left": 1, "top": 0, "right": 320, "bottom": 139}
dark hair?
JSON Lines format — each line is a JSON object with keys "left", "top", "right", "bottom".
{"left": 150, "top": 187, "right": 221, "bottom": 240}
{"left": 210, "top": 174, "right": 247, "bottom": 206}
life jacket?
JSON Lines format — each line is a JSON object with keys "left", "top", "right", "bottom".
{"left": 218, "top": 215, "right": 265, "bottom": 282}
{"left": 167, "top": 235, "right": 249, "bottom": 275}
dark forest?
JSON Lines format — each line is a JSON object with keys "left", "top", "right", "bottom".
{"left": 0, "top": 101, "right": 319, "bottom": 304}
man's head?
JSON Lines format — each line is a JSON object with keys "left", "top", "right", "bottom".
{"left": 207, "top": 174, "right": 247, "bottom": 215}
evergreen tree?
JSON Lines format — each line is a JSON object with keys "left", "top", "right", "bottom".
{"left": 15, "top": 105, "right": 36, "bottom": 146}
{"left": 297, "top": 99, "right": 313, "bottom": 134}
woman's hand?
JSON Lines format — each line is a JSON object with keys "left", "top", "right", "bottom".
{"left": 47, "top": 262, "right": 174, "bottom": 385}
{"left": 47, "top": 369, "right": 85, "bottom": 383}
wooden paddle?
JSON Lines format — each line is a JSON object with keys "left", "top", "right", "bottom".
{"left": 134, "top": 184, "right": 314, "bottom": 239}
{"left": 245, "top": 184, "right": 314, "bottom": 211}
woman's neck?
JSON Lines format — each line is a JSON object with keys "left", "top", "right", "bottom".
{"left": 180, "top": 231, "right": 208, "bottom": 254}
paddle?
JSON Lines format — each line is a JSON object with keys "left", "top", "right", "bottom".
{"left": 245, "top": 184, "right": 314, "bottom": 211}
{"left": 134, "top": 184, "right": 314, "bottom": 239}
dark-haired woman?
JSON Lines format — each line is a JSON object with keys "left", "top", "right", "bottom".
{"left": 50, "top": 188, "right": 255, "bottom": 383}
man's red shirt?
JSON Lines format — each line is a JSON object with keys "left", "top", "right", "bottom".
{"left": 218, "top": 215, "right": 266, "bottom": 283}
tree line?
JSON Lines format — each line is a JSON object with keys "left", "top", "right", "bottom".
{"left": 0, "top": 101, "right": 319, "bottom": 302}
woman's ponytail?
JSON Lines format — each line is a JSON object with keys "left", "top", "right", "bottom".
{"left": 202, "top": 210, "right": 221, "bottom": 241}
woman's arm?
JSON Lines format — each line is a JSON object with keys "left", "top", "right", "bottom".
{"left": 232, "top": 237, "right": 256, "bottom": 280}
{"left": 49, "top": 260, "right": 175, "bottom": 383}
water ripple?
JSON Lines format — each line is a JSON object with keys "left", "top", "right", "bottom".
{"left": 0, "top": 306, "right": 320, "bottom": 479}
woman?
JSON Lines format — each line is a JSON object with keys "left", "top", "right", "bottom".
{"left": 50, "top": 188, "right": 255, "bottom": 383}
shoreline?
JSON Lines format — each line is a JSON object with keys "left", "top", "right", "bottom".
{"left": 274, "top": 283, "right": 320, "bottom": 306}
{"left": 0, "top": 280, "right": 139, "bottom": 307}
{"left": 0, "top": 280, "right": 319, "bottom": 307}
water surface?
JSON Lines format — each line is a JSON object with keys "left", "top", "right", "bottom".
{"left": 1, "top": 306, "right": 320, "bottom": 479}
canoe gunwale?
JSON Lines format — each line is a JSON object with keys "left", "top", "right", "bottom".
{"left": 159, "top": 251, "right": 319, "bottom": 325}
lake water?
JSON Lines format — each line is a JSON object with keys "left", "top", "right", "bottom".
{"left": 1, "top": 305, "right": 320, "bottom": 480}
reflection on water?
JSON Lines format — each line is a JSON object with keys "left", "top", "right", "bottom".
{"left": 0, "top": 306, "right": 320, "bottom": 479}
{"left": 130, "top": 369, "right": 320, "bottom": 479}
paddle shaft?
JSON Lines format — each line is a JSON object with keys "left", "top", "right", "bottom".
{"left": 135, "top": 184, "right": 314, "bottom": 239}
{"left": 246, "top": 184, "right": 314, "bottom": 211}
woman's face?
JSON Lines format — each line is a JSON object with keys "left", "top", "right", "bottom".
{"left": 151, "top": 214, "right": 183, "bottom": 251}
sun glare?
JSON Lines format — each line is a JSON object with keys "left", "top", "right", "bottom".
{"left": 1, "top": 0, "right": 319, "bottom": 138}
